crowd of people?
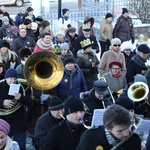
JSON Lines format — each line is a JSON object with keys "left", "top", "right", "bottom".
{"left": 0, "top": 4, "right": 150, "bottom": 150}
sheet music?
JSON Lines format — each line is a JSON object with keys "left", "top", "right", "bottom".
{"left": 91, "top": 109, "right": 105, "bottom": 127}
{"left": 8, "top": 83, "right": 20, "bottom": 96}
{"left": 40, "top": 94, "right": 49, "bottom": 102}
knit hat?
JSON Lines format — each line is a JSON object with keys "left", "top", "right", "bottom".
{"left": 134, "top": 74, "right": 148, "bottom": 84}
{"left": 41, "top": 20, "right": 50, "bottom": 29}
{"left": 63, "top": 54, "right": 75, "bottom": 66}
{"left": 67, "top": 27, "right": 76, "bottom": 33}
{"left": 26, "top": 6, "right": 34, "bottom": 12}
{"left": 93, "top": 80, "right": 108, "bottom": 95}
{"left": 23, "top": 18, "right": 32, "bottom": 25}
{"left": 62, "top": 8, "right": 69, "bottom": 15}
{"left": 49, "top": 96, "right": 64, "bottom": 111}
{"left": 111, "top": 38, "right": 121, "bottom": 45}
{"left": 61, "top": 42, "right": 69, "bottom": 50}
{"left": 0, "top": 40, "right": 10, "bottom": 49}
{"left": 35, "top": 16, "right": 43, "bottom": 22}
{"left": 116, "top": 96, "right": 135, "bottom": 110}
{"left": 105, "top": 13, "right": 113, "bottom": 19}
{"left": 31, "top": 22, "right": 38, "bottom": 30}
{"left": 109, "top": 61, "right": 122, "bottom": 68}
{"left": 121, "top": 41, "right": 133, "bottom": 52}
{"left": 11, "top": 26, "right": 19, "bottom": 33}
{"left": 83, "top": 16, "right": 94, "bottom": 26}
{"left": 19, "top": 47, "right": 32, "bottom": 60}
{"left": 122, "top": 8, "right": 128, "bottom": 14}
{"left": 56, "top": 31, "right": 65, "bottom": 37}
{"left": 0, "top": 119, "right": 10, "bottom": 135}
{"left": 137, "top": 44, "right": 150, "bottom": 54}
{"left": 5, "top": 68, "right": 18, "bottom": 79}
{"left": 2, "top": 16, "right": 9, "bottom": 23}
{"left": 65, "top": 96, "right": 84, "bottom": 115}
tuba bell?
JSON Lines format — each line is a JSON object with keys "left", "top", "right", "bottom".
{"left": 127, "top": 82, "right": 149, "bottom": 102}
{"left": 23, "top": 51, "right": 64, "bottom": 90}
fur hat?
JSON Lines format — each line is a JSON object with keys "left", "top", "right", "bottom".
{"left": 62, "top": 8, "right": 69, "bottom": 15}
{"left": 65, "top": 96, "right": 84, "bottom": 115}
{"left": 41, "top": 20, "right": 50, "bottom": 29}
{"left": 26, "top": 6, "right": 34, "bottom": 12}
{"left": 11, "top": 26, "right": 19, "bottom": 33}
{"left": 0, "top": 119, "right": 10, "bottom": 135}
{"left": 63, "top": 54, "right": 75, "bottom": 66}
{"left": 84, "top": 16, "right": 94, "bottom": 26}
{"left": 105, "top": 13, "right": 113, "bottom": 19}
{"left": 111, "top": 38, "right": 121, "bottom": 45}
{"left": 134, "top": 74, "right": 147, "bottom": 84}
{"left": 93, "top": 80, "right": 108, "bottom": 95}
{"left": 67, "top": 27, "right": 76, "bottom": 33}
{"left": 116, "top": 96, "right": 135, "bottom": 110}
{"left": 35, "top": 16, "right": 43, "bottom": 22}
{"left": 31, "top": 22, "right": 38, "bottom": 30}
{"left": 109, "top": 61, "right": 122, "bottom": 68}
{"left": 23, "top": 18, "right": 32, "bottom": 25}
{"left": 49, "top": 96, "right": 64, "bottom": 111}
{"left": 122, "top": 8, "right": 128, "bottom": 14}
{"left": 56, "top": 31, "right": 65, "bottom": 37}
{"left": 137, "top": 44, "right": 150, "bottom": 54}
{"left": 61, "top": 42, "right": 69, "bottom": 50}
{"left": 19, "top": 47, "right": 32, "bottom": 60}
{"left": 5, "top": 68, "right": 18, "bottom": 79}
{"left": 2, "top": 16, "right": 9, "bottom": 23}
{"left": 121, "top": 41, "right": 133, "bottom": 52}
{"left": 0, "top": 40, "right": 10, "bottom": 49}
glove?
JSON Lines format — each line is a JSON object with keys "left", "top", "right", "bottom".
{"left": 131, "top": 37, "right": 135, "bottom": 44}
{"left": 95, "top": 49, "right": 100, "bottom": 53}
{"left": 106, "top": 39, "right": 110, "bottom": 45}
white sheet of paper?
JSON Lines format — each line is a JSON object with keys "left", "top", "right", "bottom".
{"left": 40, "top": 94, "right": 49, "bottom": 102}
{"left": 91, "top": 109, "right": 105, "bottom": 127}
{"left": 8, "top": 83, "right": 20, "bottom": 96}
{"left": 10, "top": 62, "right": 16, "bottom": 69}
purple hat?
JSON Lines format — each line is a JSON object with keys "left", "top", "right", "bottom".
{"left": 0, "top": 119, "right": 10, "bottom": 134}
{"left": 11, "top": 26, "right": 19, "bottom": 33}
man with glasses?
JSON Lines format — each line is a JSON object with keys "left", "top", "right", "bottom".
{"left": 99, "top": 38, "right": 126, "bottom": 76}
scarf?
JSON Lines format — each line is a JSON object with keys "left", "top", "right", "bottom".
{"left": 112, "top": 71, "right": 120, "bottom": 78}
{"left": 132, "top": 54, "right": 147, "bottom": 70}
{"left": 2, "top": 24, "right": 11, "bottom": 35}
{"left": 1, "top": 52, "right": 9, "bottom": 63}
{"left": 61, "top": 15, "right": 68, "bottom": 21}
{"left": 105, "top": 129, "right": 121, "bottom": 147}
{"left": 37, "top": 39, "right": 53, "bottom": 50}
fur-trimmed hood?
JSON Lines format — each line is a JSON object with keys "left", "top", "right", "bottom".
{"left": 77, "top": 49, "right": 97, "bottom": 59}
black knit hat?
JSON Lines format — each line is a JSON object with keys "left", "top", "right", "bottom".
{"left": 35, "top": 16, "right": 43, "bottom": 22}
{"left": 116, "top": 96, "right": 135, "bottom": 110}
{"left": 105, "top": 13, "right": 113, "bottom": 19}
{"left": 41, "top": 20, "right": 50, "bottom": 29}
{"left": 19, "top": 47, "right": 32, "bottom": 60}
{"left": 5, "top": 68, "right": 18, "bottom": 79}
{"left": 137, "top": 44, "right": 150, "bottom": 54}
{"left": 0, "top": 40, "right": 10, "bottom": 49}
{"left": 122, "top": 8, "right": 128, "bottom": 14}
{"left": 65, "top": 96, "right": 84, "bottom": 115}
{"left": 62, "top": 8, "right": 69, "bottom": 15}
{"left": 63, "top": 54, "right": 75, "bottom": 66}
{"left": 23, "top": 18, "right": 32, "bottom": 25}
{"left": 49, "top": 96, "right": 64, "bottom": 111}
{"left": 26, "top": 6, "right": 34, "bottom": 12}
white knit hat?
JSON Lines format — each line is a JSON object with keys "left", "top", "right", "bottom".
{"left": 111, "top": 38, "right": 121, "bottom": 45}
{"left": 121, "top": 41, "right": 133, "bottom": 52}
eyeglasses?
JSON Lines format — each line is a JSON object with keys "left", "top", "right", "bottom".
{"left": 111, "top": 68, "right": 120, "bottom": 70}
{"left": 113, "top": 44, "right": 121, "bottom": 47}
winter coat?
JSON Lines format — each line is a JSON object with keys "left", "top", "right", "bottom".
{"left": 44, "top": 119, "right": 87, "bottom": 150}
{"left": 33, "top": 38, "right": 53, "bottom": 53}
{"left": 113, "top": 15, "right": 135, "bottom": 42}
{"left": 74, "top": 34, "right": 99, "bottom": 56}
{"left": 34, "top": 111, "right": 64, "bottom": 150}
{"left": 11, "top": 36, "right": 36, "bottom": 54}
{"left": 52, "top": 36, "right": 69, "bottom": 45}
{"left": 76, "top": 126, "right": 141, "bottom": 150}
{"left": 76, "top": 49, "right": 99, "bottom": 90}
{"left": 26, "top": 28, "right": 35, "bottom": 41}
{"left": 16, "top": 63, "right": 24, "bottom": 78}
{"left": 126, "top": 54, "right": 148, "bottom": 83}
{"left": 0, "top": 80, "right": 32, "bottom": 134}
{"left": 15, "top": 13, "right": 27, "bottom": 27}
{"left": 0, "top": 24, "right": 12, "bottom": 39}
{"left": 99, "top": 18, "right": 113, "bottom": 42}
{"left": 103, "top": 72, "right": 127, "bottom": 92}
{"left": 54, "top": 64, "right": 87, "bottom": 101}
{"left": 99, "top": 46, "right": 126, "bottom": 76}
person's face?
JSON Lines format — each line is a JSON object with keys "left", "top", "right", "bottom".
{"left": 66, "top": 111, "right": 85, "bottom": 124}
{"left": 0, "top": 66, "right": 3, "bottom": 74}
{"left": 110, "top": 64, "right": 121, "bottom": 75}
{"left": 0, "top": 130, "right": 7, "bottom": 149}
{"left": 28, "top": 11, "right": 33, "bottom": 16}
{"left": 44, "top": 25, "right": 50, "bottom": 31}
{"left": 42, "top": 35, "right": 52, "bottom": 44}
{"left": 64, "top": 11, "right": 69, "bottom": 17}
{"left": 21, "top": 9, "right": 26, "bottom": 14}
{"left": 0, "top": 47, "right": 8, "bottom": 54}
{"left": 23, "top": 55, "right": 30, "bottom": 62}
{"left": 3, "top": 20, "right": 9, "bottom": 26}
{"left": 129, "top": 109, "right": 135, "bottom": 119}
{"left": 57, "top": 34, "right": 65, "bottom": 41}
{"left": 50, "top": 108, "right": 64, "bottom": 119}
{"left": 19, "top": 29, "right": 27, "bottom": 37}
{"left": 138, "top": 51, "right": 149, "bottom": 60}
{"left": 107, "top": 125, "right": 130, "bottom": 140}
{"left": 95, "top": 91, "right": 106, "bottom": 100}
{"left": 123, "top": 13, "right": 129, "bottom": 18}
{"left": 65, "top": 63, "right": 74, "bottom": 71}
{"left": 112, "top": 44, "right": 121, "bottom": 52}
{"left": 0, "top": 14, "right": 3, "bottom": 18}
{"left": 84, "top": 46, "right": 92, "bottom": 53}
{"left": 26, "top": 23, "right": 32, "bottom": 29}
{"left": 61, "top": 49, "right": 68, "bottom": 56}
{"left": 68, "top": 32, "right": 75, "bottom": 38}
{"left": 124, "top": 49, "right": 131, "bottom": 56}
{"left": 106, "top": 17, "right": 113, "bottom": 22}
{"left": 82, "top": 30, "right": 90, "bottom": 38}
{"left": 6, "top": 77, "right": 17, "bottom": 85}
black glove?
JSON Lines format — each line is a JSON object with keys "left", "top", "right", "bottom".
{"left": 90, "top": 67, "right": 97, "bottom": 74}
{"left": 131, "top": 37, "right": 135, "bottom": 44}
{"left": 106, "top": 39, "right": 110, "bottom": 45}
{"left": 32, "top": 98, "right": 41, "bottom": 105}
{"left": 95, "top": 49, "right": 100, "bottom": 53}
{"left": 67, "top": 24, "right": 71, "bottom": 28}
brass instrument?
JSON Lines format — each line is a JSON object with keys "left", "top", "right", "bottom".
{"left": 99, "top": 77, "right": 116, "bottom": 104}
{"left": 24, "top": 51, "right": 64, "bottom": 90}
{"left": 127, "top": 82, "right": 149, "bottom": 102}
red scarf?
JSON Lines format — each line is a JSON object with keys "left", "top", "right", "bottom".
{"left": 112, "top": 72, "right": 120, "bottom": 78}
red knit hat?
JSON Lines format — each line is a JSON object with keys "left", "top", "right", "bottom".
{"left": 109, "top": 61, "right": 122, "bottom": 68}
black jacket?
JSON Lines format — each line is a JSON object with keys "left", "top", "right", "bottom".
{"left": 44, "top": 119, "right": 87, "bottom": 150}
{"left": 76, "top": 126, "right": 141, "bottom": 150}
